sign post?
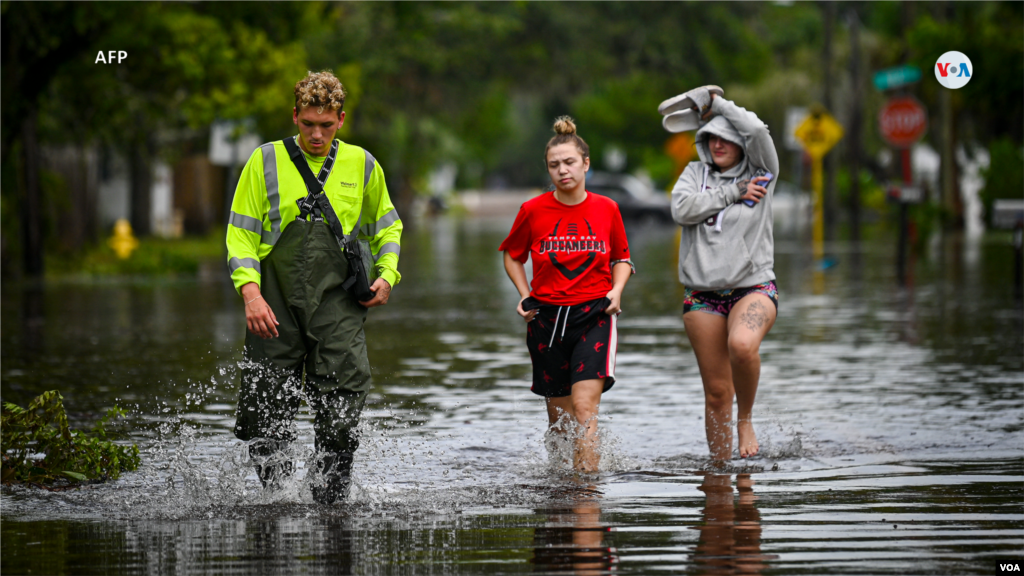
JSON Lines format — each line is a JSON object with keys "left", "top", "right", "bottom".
{"left": 879, "top": 96, "right": 928, "bottom": 285}
{"left": 794, "top": 111, "right": 844, "bottom": 264}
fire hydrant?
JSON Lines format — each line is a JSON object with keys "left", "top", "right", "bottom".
{"left": 108, "top": 219, "right": 139, "bottom": 259}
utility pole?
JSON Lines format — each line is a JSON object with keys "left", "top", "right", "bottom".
{"left": 937, "top": 3, "right": 964, "bottom": 230}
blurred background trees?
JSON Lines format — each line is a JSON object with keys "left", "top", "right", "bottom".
{"left": 2, "top": 1, "right": 1021, "bottom": 278}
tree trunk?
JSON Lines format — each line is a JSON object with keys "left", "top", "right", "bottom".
{"left": 900, "top": 3, "right": 913, "bottom": 61}
{"left": 129, "top": 128, "right": 152, "bottom": 236}
{"left": 21, "top": 111, "right": 43, "bottom": 277}
{"left": 847, "top": 7, "right": 863, "bottom": 244}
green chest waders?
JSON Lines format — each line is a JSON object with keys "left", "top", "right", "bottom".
{"left": 234, "top": 144, "right": 371, "bottom": 504}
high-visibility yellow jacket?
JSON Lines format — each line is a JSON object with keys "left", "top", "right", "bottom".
{"left": 225, "top": 137, "right": 402, "bottom": 294}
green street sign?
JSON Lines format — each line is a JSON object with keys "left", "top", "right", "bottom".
{"left": 873, "top": 65, "right": 922, "bottom": 91}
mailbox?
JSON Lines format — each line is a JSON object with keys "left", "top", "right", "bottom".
{"left": 886, "top": 184, "right": 924, "bottom": 204}
{"left": 992, "top": 199, "right": 1024, "bottom": 230}
{"left": 992, "top": 199, "right": 1024, "bottom": 300}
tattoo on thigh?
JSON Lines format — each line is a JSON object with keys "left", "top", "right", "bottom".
{"left": 739, "top": 300, "right": 768, "bottom": 331}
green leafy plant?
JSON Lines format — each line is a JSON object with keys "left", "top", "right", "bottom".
{"left": 979, "top": 138, "right": 1024, "bottom": 227}
{"left": 1, "top": 391, "right": 140, "bottom": 486}
{"left": 46, "top": 231, "right": 226, "bottom": 277}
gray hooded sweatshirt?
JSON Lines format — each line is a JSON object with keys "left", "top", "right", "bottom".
{"left": 670, "top": 96, "right": 779, "bottom": 290}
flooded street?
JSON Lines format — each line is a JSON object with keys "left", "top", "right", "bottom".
{"left": 2, "top": 215, "right": 1022, "bottom": 575}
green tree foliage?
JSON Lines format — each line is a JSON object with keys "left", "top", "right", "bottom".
{"left": 1, "top": 390, "right": 140, "bottom": 485}
{"left": 311, "top": 2, "right": 774, "bottom": 200}
{"left": 1, "top": 2, "right": 113, "bottom": 163}
{"left": 979, "top": 139, "right": 1024, "bottom": 225}
{"left": 33, "top": 2, "right": 315, "bottom": 148}
{"left": 311, "top": 3, "right": 532, "bottom": 198}
{"left": 907, "top": 2, "right": 1024, "bottom": 145}
{"left": 1, "top": 1, "right": 323, "bottom": 275}
{"left": 3, "top": 1, "right": 1021, "bottom": 272}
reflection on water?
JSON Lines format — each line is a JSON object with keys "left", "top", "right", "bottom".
{"left": 19, "top": 281, "right": 45, "bottom": 355}
{"left": 2, "top": 216, "right": 1022, "bottom": 574}
{"left": 532, "top": 485, "right": 618, "bottom": 575}
{"left": 693, "top": 474, "right": 775, "bottom": 575}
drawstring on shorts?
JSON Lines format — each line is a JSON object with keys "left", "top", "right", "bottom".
{"left": 548, "top": 305, "right": 571, "bottom": 347}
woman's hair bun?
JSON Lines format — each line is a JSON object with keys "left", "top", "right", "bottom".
{"left": 544, "top": 115, "right": 589, "bottom": 161}
{"left": 552, "top": 116, "right": 577, "bottom": 136}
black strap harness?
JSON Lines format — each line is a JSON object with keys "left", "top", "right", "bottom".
{"left": 281, "top": 137, "right": 375, "bottom": 301}
{"left": 292, "top": 138, "right": 338, "bottom": 223}
{"left": 283, "top": 137, "right": 354, "bottom": 248}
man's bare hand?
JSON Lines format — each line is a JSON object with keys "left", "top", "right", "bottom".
{"left": 242, "top": 283, "right": 279, "bottom": 339}
{"left": 359, "top": 278, "right": 392, "bottom": 308}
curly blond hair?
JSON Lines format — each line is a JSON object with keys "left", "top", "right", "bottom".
{"left": 294, "top": 71, "right": 346, "bottom": 115}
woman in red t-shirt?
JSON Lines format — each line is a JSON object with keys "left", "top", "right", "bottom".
{"left": 500, "top": 116, "right": 634, "bottom": 473}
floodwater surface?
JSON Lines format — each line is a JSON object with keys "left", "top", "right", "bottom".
{"left": 2, "top": 215, "right": 1022, "bottom": 575}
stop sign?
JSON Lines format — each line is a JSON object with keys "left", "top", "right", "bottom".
{"left": 879, "top": 96, "right": 928, "bottom": 148}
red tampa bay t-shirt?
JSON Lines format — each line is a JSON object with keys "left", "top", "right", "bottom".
{"left": 499, "top": 191, "right": 631, "bottom": 305}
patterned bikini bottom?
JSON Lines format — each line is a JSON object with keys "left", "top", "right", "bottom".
{"left": 683, "top": 281, "right": 779, "bottom": 317}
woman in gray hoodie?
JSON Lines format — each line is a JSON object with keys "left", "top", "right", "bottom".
{"left": 670, "top": 88, "right": 779, "bottom": 461}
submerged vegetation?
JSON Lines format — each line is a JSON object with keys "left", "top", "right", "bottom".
{"left": 1, "top": 391, "right": 140, "bottom": 486}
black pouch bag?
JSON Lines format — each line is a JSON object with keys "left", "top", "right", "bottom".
{"left": 283, "top": 138, "right": 377, "bottom": 303}
{"left": 316, "top": 193, "right": 378, "bottom": 302}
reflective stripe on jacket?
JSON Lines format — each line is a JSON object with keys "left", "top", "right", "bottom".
{"left": 225, "top": 138, "right": 403, "bottom": 294}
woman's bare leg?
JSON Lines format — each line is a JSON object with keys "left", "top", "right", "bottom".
{"left": 684, "top": 311, "right": 734, "bottom": 461}
{"left": 726, "top": 294, "right": 776, "bottom": 458}
{"left": 546, "top": 395, "right": 575, "bottom": 429}
{"left": 570, "top": 379, "right": 604, "bottom": 473}
{"left": 545, "top": 395, "right": 575, "bottom": 466}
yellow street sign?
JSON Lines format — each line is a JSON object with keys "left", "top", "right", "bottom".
{"left": 794, "top": 112, "right": 844, "bottom": 159}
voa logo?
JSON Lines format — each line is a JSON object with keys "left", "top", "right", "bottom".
{"left": 935, "top": 51, "right": 972, "bottom": 89}
{"left": 999, "top": 562, "right": 1021, "bottom": 573}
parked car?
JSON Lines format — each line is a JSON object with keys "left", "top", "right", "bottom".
{"left": 586, "top": 171, "right": 673, "bottom": 223}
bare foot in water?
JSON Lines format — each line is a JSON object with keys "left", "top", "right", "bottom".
{"left": 738, "top": 419, "right": 759, "bottom": 458}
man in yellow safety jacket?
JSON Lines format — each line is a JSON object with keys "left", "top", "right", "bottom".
{"left": 225, "top": 71, "right": 402, "bottom": 504}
